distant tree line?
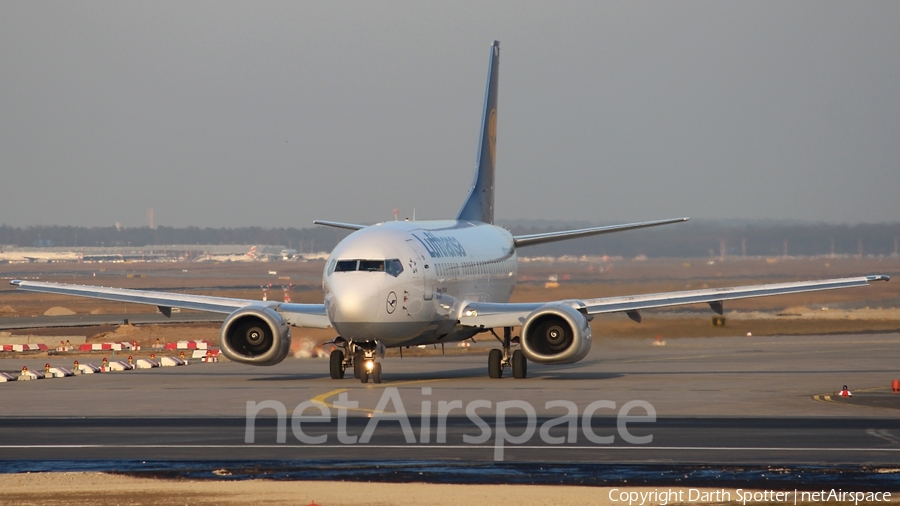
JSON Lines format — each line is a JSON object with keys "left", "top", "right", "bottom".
{"left": 1, "top": 221, "right": 898, "bottom": 258}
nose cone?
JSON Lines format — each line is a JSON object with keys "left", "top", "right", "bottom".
{"left": 326, "top": 276, "right": 379, "bottom": 332}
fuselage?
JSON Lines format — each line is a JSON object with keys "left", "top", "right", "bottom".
{"left": 323, "top": 220, "right": 517, "bottom": 347}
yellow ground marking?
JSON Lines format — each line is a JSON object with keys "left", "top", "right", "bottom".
{"left": 812, "top": 386, "right": 885, "bottom": 407}
{"left": 812, "top": 394, "right": 844, "bottom": 406}
{"left": 311, "top": 379, "right": 448, "bottom": 414}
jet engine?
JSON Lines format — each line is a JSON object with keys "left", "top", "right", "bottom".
{"left": 219, "top": 307, "right": 291, "bottom": 366}
{"left": 519, "top": 303, "right": 592, "bottom": 364}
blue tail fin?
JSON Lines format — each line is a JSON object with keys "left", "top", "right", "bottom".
{"left": 457, "top": 40, "right": 500, "bottom": 224}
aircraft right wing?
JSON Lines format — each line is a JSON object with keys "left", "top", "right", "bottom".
{"left": 458, "top": 275, "right": 890, "bottom": 328}
{"left": 579, "top": 275, "right": 890, "bottom": 316}
{"left": 9, "top": 280, "right": 332, "bottom": 329}
{"left": 313, "top": 220, "right": 368, "bottom": 231}
{"left": 512, "top": 217, "right": 689, "bottom": 247}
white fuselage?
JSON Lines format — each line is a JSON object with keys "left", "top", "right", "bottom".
{"left": 323, "top": 220, "right": 517, "bottom": 347}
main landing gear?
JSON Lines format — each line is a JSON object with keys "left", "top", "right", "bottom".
{"left": 329, "top": 339, "right": 382, "bottom": 384}
{"left": 488, "top": 327, "right": 527, "bottom": 379}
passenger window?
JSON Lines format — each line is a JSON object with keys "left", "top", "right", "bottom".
{"left": 386, "top": 259, "right": 404, "bottom": 277}
{"left": 335, "top": 260, "right": 358, "bottom": 272}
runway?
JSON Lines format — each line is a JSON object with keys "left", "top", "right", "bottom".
{"left": 1, "top": 333, "right": 899, "bottom": 470}
{"left": 2, "top": 415, "right": 900, "bottom": 465}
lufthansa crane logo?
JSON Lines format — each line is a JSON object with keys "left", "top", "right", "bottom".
{"left": 386, "top": 291, "right": 398, "bottom": 314}
{"left": 488, "top": 108, "right": 497, "bottom": 167}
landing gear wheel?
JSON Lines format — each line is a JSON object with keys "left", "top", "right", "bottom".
{"left": 488, "top": 349, "right": 503, "bottom": 379}
{"left": 359, "top": 366, "right": 369, "bottom": 384}
{"left": 512, "top": 349, "right": 527, "bottom": 379}
{"left": 372, "top": 363, "right": 382, "bottom": 384}
{"left": 353, "top": 353, "right": 363, "bottom": 379}
{"left": 329, "top": 350, "right": 345, "bottom": 379}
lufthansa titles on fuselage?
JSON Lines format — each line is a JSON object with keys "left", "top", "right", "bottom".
{"left": 412, "top": 232, "right": 467, "bottom": 259}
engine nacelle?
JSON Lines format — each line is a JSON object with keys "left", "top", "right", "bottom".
{"left": 219, "top": 307, "right": 291, "bottom": 366}
{"left": 520, "top": 303, "right": 592, "bottom": 364}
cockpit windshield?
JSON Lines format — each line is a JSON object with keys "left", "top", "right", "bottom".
{"left": 335, "top": 260, "right": 358, "bottom": 272}
{"left": 359, "top": 260, "right": 384, "bottom": 272}
{"left": 329, "top": 258, "right": 403, "bottom": 277}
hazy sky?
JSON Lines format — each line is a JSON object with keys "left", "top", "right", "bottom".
{"left": 1, "top": 2, "right": 898, "bottom": 228}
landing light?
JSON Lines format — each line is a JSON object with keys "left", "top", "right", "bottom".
{"left": 365, "top": 360, "right": 375, "bottom": 371}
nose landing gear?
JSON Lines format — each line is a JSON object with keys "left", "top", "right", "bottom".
{"left": 359, "top": 357, "right": 382, "bottom": 384}
{"left": 488, "top": 327, "right": 527, "bottom": 379}
{"left": 329, "top": 339, "right": 383, "bottom": 383}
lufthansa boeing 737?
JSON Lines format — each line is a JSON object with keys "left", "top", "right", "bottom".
{"left": 11, "top": 41, "right": 889, "bottom": 383}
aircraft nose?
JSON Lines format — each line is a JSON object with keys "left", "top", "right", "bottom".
{"left": 327, "top": 276, "right": 379, "bottom": 324}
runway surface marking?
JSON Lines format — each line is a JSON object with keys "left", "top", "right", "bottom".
{"left": 813, "top": 385, "right": 890, "bottom": 408}
{"left": 3, "top": 444, "right": 900, "bottom": 452}
{"left": 867, "top": 429, "right": 900, "bottom": 444}
{"left": 311, "top": 379, "right": 448, "bottom": 414}
{"left": 812, "top": 394, "right": 846, "bottom": 406}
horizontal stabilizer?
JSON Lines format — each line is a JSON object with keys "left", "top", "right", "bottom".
{"left": 513, "top": 217, "right": 688, "bottom": 248}
{"left": 313, "top": 220, "right": 368, "bottom": 231}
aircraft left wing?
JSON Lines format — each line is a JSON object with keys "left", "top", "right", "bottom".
{"left": 9, "top": 280, "right": 331, "bottom": 328}
{"left": 313, "top": 220, "right": 367, "bottom": 231}
{"left": 458, "top": 275, "right": 890, "bottom": 328}
{"left": 513, "top": 217, "right": 689, "bottom": 248}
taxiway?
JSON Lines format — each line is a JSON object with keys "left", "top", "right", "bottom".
{"left": 1, "top": 333, "right": 898, "bottom": 465}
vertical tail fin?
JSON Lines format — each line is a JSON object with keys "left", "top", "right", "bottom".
{"left": 457, "top": 40, "right": 500, "bottom": 224}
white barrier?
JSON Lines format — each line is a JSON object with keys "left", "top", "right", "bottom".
{"left": 19, "top": 368, "right": 45, "bottom": 380}
{"left": 48, "top": 367, "right": 75, "bottom": 378}
{"left": 104, "top": 361, "right": 133, "bottom": 372}
{"left": 74, "top": 363, "right": 101, "bottom": 374}
{"left": 160, "top": 356, "right": 186, "bottom": 367}
{"left": 135, "top": 358, "right": 159, "bottom": 369}
{"left": 192, "top": 349, "right": 221, "bottom": 359}
{"left": 0, "top": 372, "right": 17, "bottom": 382}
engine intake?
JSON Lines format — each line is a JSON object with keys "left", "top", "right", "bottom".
{"left": 520, "top": 303, "right": 591, "bottom": 364}
{"left": 220, "top": 307, "right": 291, "bottom": 366}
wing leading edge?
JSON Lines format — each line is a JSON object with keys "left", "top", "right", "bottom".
{"left": 459, "top": 275, "right": 889, "bottom": 329}
{"left": 313, "top": 220, "right": 367, "bottom": 231}
{"left": 513, "top": 218, "right": 689, "bottom": 248}
{"left": 9, "top": 280, "right": 331, "bottom": 329}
